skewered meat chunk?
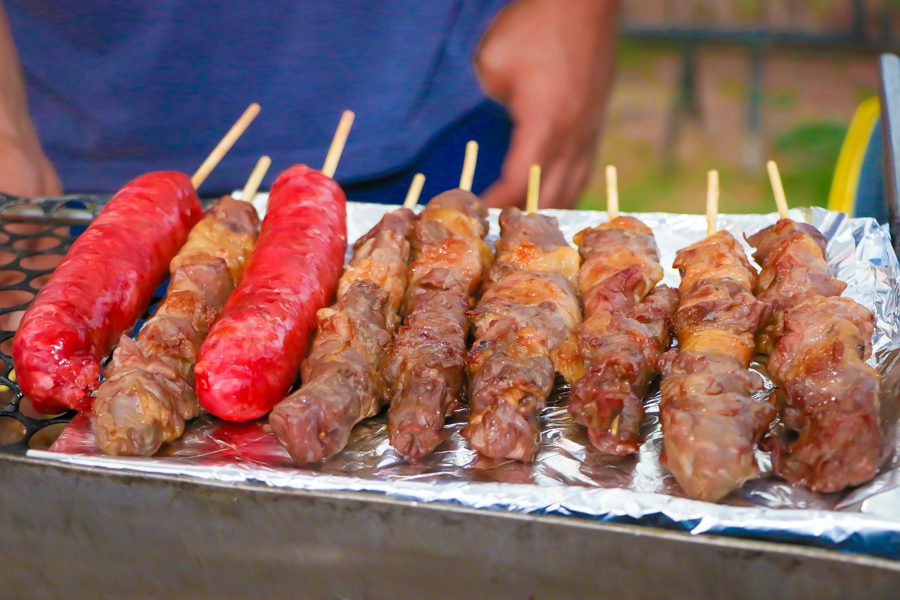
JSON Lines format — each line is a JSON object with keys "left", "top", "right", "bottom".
{"left": 384, "top": 191, "right": 491, "bottom": 459}
{"left": 746, "top": 219, "right": 845, "bottom": 354}
{"left": 270, "top": 208, "right": 416, "bottom": 464}
{"left": 747, "top": 218, "right": 882, "bottom": 492}
{"left": 93, "top": 196, "right": 259, "bottom": 455}
{"left": 569, "top": 217, "right": 677, "bottom": 455}
{"left": 464, "top": 208, "right": 582, "bottom": 462}
{"left": 659, "top": 230, "right": 775, "bottom": 502}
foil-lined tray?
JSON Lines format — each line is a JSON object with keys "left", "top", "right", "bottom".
{"left": 27, "top": 202, "right": 900, "bottom": 559}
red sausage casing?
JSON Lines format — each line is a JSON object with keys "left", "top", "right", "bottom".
{"left": 195, "top": 165, "right": 347, "bottom": 421}
{"left": 13, "top": 172, "right": 202, "bottom": 413}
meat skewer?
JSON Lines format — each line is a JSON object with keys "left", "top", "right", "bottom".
{"left": 269, "top": 172, "right": 426, "bottom": 463}
{"left": 745, "top": 161, "right": 882, "bottom": 493}
{"left": 659, "top": 171, "right": 775, "bottom": 502}
{"left": 196, "top": 111, "right": 353, "bottom": 422}
{"left": 464, "top": 165, "right": 583, "bottom": 462}
{"left": 92, "top": 157, "right": 270, "bottom": 456}
{"left": 13, "top": 103, "right": 261, "bottom": 413}
{"left": 569, "top": 166, "right": 678, "bottom": 455}
{"left": 383, "top": 141, "right": 494, "bottom": 460}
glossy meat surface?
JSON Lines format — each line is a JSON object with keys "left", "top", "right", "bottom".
{"left": 93, "top": 197, "right": 258, "bottom": 455}
{"left": 13, "top": 171, "right": 202, "bottom": 413}
{"left": 464, "top": 208, "right": 582, "bottom": 462}
{"left": 270, "top": 208, "right": 415, "bottom": 463}
{"left": 196, "top": 165, "right": 347, "bottom": 422}
{"left": 568, "top": 217, "right": 676, "bottom": 455}
{"left": 660, "top": 230, "right": 774, "bottom": 502}
{"left": 746, "top": 219, "right": 845, "bottom": 354}
{"left": 748, "top": 218, "right": 882, "bottom": 492}
{"left": 385, "top": 191, "right": 490, "bottom": 459}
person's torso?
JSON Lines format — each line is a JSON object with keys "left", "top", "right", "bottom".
{"left": 7, "top": 1, "right": 505, "bottom": 193}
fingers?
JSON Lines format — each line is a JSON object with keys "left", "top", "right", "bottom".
{"left": 482, "top": 119, "right": 547, "bottom": 209}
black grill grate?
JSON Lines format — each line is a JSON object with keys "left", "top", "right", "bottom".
{"left": 0, "top": 193, "right": 169, "bottom": 454}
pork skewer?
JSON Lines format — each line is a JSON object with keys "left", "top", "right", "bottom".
{"left": 384, "top": 142, "right": 493, "bottom": 460}
{"left": 269, "top": 173, "right": 426, "bottom": 463}
{"left": 659, "top": 171, "right": 775, "bottom": 502}
{"left": 464, "top": 165, "right": 583, "bottom": 462}
{"left": 745, "top": 161, "right": 882, "bottom": 493}
{"left": 196, "top": 111, "right": 353, "bottom": 422}
{"left": 569, "top": 166, "right": 678, "bottom": 455}
{"left": 14, "top": 104, "right": 260, "bottom": 413}
{"left": 93, "top": 157, "right": 270, "bottom": 455}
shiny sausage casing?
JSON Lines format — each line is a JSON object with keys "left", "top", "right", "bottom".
{"left": 195, "top": 165, "right": 347, "bottom": 422}
{"left": 13, "top": 171, "right": 202, "bottom": 413}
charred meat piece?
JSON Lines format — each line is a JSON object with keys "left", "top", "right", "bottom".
{"left": 93, "top": 196, "right": 259, "bottom": 455}
{"left": 569, "top": 217, "right": 677, "bottom": 455}
{"left": 464, "top": 208, "right": 582, "bottom": 462}
{"left": 384, "top": 190, "right": 492, "bottom": 460}
{"left": 270, "top": 208, "right": 416, "bottom": 464}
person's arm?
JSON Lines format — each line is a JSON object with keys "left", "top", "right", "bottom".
{"left": 476, "top": 0, "right": 620, "bottom": 209}
{"left": 0, "top": 3, "right": 59, "bottom": 196}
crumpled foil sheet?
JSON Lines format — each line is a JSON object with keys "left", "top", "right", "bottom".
{"left": 31, "top": 203, "right": 900, "bottom": 559}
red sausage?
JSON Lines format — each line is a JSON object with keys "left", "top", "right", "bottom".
{"left": 13, "top": 172, "right": 202, "bottom": 413}
{"left": 195, "top": 165, "right": 347, "bottom": 421}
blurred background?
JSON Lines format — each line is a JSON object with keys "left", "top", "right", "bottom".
{"left": 581, "top": 0, "right": 900, "bottom": 213}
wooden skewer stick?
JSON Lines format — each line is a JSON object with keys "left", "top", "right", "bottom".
{"left": 459, "top": 140, "right": 479, "bottom": 192}
{"left": 526, "top": 164, "right": 541, "bottom": 214}
{"left": 606, "top": 164, "right": 619, "bottom": 221}
{"left": 403, "top": 173, "right": 426, "bottom": 209}
{"left": 321, "top": 110, "right": 355, "bottom": 179}
{"left": 240, "top": 155, "right": 272, "bottom": 203}
{"left": 766, "top": 160, "right": 790, "bottom": 219}
{"left": 191, "top": 103, "right": 261, "bottom": 190}
{"left": 706, "top": 169, "right": 719, "bottom": 236}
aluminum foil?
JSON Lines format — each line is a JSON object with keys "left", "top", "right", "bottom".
{"left": 31, "top": 203, "right": 900, "bottom": 559}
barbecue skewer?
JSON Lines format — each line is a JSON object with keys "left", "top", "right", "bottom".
{"left": 269, "top": 171, "right": 429, "bottom": 463}
{"left": 606, "top": 165, "right": 619, "bottom": 220}
{"left": 191, "top": 103, "right": 262, "bottom": 189}
{"left": 568, "top": 166, "right": 677, "bottom": 455}
{"left": 381, "top": 143, "right": 494, "bottom": 460}
{"left": 240, "top": 155, "right": 272, "bottom": 202}
{"left": 196, "top": 112, "right": 353, "bottom": 422}
{"left": 403, "top": 173, "right": 426, "bottom": 209}
{"left": 94, "top": 159, "right": 269, "bottom": 455}
{"left": 766, "top": 160, "right": 790, "bottom": 220}
{"left": 658, "top": 171, "right": 774, "bottom": 501}
{"left": 745, "top": 161, "right": 882, "bottom": 492}
{"left": 463, "top": 164, "right": 582, "bottom": 461}
{"left": 526, "top": 164, "right": 541, "bottom": 213}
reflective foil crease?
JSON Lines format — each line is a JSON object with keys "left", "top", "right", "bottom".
{"left": 34, "top": 204, "right": 900, "bottom": 560}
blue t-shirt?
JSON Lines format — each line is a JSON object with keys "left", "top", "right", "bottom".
{"left": 6, "top": 1, "right": 507, "bottom": 193}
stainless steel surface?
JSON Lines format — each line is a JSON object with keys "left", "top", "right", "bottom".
{"left": 1, "top": 454, "right": 897, "bottom": 599}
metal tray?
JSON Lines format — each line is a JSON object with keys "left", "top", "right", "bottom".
{"left": 0, "top": 195, "right": 898, "bottom": 597}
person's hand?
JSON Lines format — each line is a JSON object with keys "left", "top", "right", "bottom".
{"left": 475, "top": 0, "right": 620, "bottom": 209}
{"left": 0, "top": 133, "right": 61, "bottom": 197}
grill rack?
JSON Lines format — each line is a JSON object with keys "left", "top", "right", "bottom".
{"left": 0, "top": 194, "right": 170, "bottom": 453}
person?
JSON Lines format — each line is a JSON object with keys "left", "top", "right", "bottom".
{"left": 0, "top": 1, "right": 620, "bottom": 209}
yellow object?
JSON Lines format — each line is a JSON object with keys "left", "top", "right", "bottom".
{"left": 828, "top": 97, "right": 880, "bottom": 214}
